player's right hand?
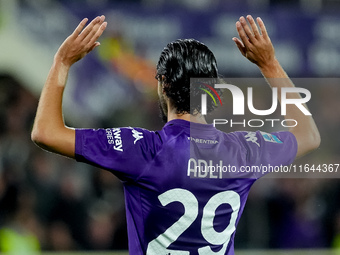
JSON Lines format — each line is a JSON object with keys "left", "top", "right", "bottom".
{"left": 54, "top": 15, "right": 107, "bottom": 67}
{"left": 232, "top": 15, "right": 276, "bottom": 69}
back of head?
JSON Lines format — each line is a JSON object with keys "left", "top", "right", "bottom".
{"left": 156, "top": 39, "right": 220, "bottom": 115}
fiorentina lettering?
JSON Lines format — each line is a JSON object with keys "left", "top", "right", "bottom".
{"left": 188, "top": 137, "right": 218, "bottom": 144}
{"left": 106, "top": 128, "right": 123, "bottom": 152}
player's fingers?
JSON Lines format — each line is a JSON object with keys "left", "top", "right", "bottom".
{"left": 246, "top": 15, "right": 261, "bottom": 40}
{"left": 87, "top": 22, "right": 107, "bottom": 48}
{"left": 87, "top": 42, "right": 101, "bottom": 54}
{"left": 257, "top": 17, "right": 269, "bottom": 40}
{"left": 78, "top": 16, "right": 102, "bottom": 40}
{"left": 236, "top": 21, "right": 251, "bottom": 49}
{"left": 82, "top": 15, "right": 105, "bottom": 44}
{"left": 71, "top": 18, "right": 88, "bottom": 39}
{"left": 232, "top": 37, "right": 246, "bottom": 56}
{"left": 239, "top": 16, "right": 256, "bottom": 43}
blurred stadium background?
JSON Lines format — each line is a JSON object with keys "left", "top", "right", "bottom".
{"left": 0, "top": 0, "right": 340, "bottom": 254}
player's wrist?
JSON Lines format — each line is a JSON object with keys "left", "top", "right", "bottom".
{"left": 50, "top": 57, "right": 71, "bottom": 88}
{"left": 53, "top": 54, "right": 73, "bottom": 68}
{"left": 259, "top": 58, "right": 287, "bottom": 78}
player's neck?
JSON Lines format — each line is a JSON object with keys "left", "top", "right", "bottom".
{"left": 167, "top": 110, "right": 207, "bottom": 124}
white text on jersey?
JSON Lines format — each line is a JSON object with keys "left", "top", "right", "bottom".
{"left": 187, "top": 158, "right": 225, "bottom": 179}
{"left": 188, "top": 137, "right": 218, "bottom": 144}
{"left": 106, "top": 128, "right": 123, "bottom": 152}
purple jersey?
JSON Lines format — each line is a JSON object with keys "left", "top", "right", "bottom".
{"left": 75, "top": 119, "right": 297, "bottom": 254}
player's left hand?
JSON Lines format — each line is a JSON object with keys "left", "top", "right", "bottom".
{"left": 233, "top": 15, "right": 276, "bottom": 69}
{"left": 55, "top": 15, "right": 107, "bottom": 67}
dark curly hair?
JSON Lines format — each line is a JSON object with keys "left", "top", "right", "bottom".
{"left": 156, "top": 39, "right": 221, "bottom": 115}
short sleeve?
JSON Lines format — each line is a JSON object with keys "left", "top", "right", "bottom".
{"left": 75, "top": 127, "right": 158, "bottom": 181}
{"left": 234, "top": 130, "right": 298, "bottom": 178}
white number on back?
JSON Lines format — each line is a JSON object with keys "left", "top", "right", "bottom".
{"left": 146, "top": 189, "right": 240, "bottom": 254}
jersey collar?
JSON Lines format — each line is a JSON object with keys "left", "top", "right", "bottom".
{"left": 164, "top": 119, "right": 215, "bottom": 131}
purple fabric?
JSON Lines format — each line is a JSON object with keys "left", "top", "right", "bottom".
{"left": 75, "top": 119, "right": 297, "bottom": 254}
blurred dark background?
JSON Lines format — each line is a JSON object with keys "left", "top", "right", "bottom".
{"left": 0, "top": 0, "right": 339, "bottom": 252}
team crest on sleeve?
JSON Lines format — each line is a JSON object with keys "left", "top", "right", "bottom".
{"left": 260, "top": 131, "right": 283, "bottom": 144}
{"left": 245, "top": 132, "right": 260, "bottom": 147}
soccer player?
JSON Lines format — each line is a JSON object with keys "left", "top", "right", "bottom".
{"left": 31, "top": 15, "right": 320, "bottom": 254}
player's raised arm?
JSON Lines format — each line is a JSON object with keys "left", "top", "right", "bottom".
{"left": 31, "top": 16, "right": 107, "bottom": 158}
{"left": 232, "top": 15, "right": 320, "bottom": 158}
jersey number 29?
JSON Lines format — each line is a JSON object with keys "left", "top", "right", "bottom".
{"left": 146, "top": 188, "right": 241, "bottom": 254}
